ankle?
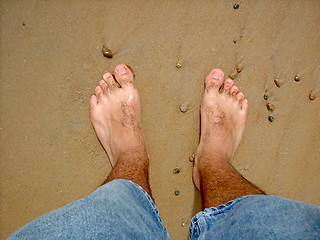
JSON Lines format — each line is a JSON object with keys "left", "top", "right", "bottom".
{"left": 116, "top": 148, "right": 148, "bottom": 164}
{"left": 197, "top": 150, "right": 231, "bottom": 165}
{"left": 198, "top": 155, "right": 234, "bottom": 179}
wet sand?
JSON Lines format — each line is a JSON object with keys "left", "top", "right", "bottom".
{"left": 1, "top": 0, "right": 320, "bottom": 239}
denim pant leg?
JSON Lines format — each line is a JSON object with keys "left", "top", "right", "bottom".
{"left": 8, "top": 179, "right": 170, "bottom": 240}
{"left": 190, "top": 195, "right": 320, "bottom": 240}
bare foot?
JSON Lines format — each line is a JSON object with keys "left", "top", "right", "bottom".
{"left": 193, "top": 69, "right": 249, "bottom": 190}
{"left": 90, "top": 64, "right": 147, "bottom": 167}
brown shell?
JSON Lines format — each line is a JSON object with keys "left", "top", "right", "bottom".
{"left": 179, "top": 105, "right": 189, "bottom": 113}
{"left": 236, "top": 66, "right": 243, "bottom": 73}
{"left": 173, "top": 168, "right": 180, "bottom": 174}
{"left": 274, "top": 79, "right": 281, "bottom": 88}
{"left": 309, "top": 93, "right": 316, "bottom": 100}
{"left": 102, "top": 47, "right": 113, "bottom": 58}
{"left": 266, "top": 103, "right": 274, "bottom": 111}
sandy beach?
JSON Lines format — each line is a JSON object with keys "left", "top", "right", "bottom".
{"left": 1, "top": 0, "right": 319, "bottom": 239}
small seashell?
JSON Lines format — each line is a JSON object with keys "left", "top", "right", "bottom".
{"left": 189, "top": 154, "right": 195, "bottom": 162}
{"left": 102, "top": 46, "right": 113, "bottom": 58}
{"left": 174, "top": 190, "right": 180, "bottom": 196}
{"left": 233, "top": 3, "right": 240, "bottom": 9}
{"left": 176, "top": 62, "right": 182, "bottom": 68}
{"left": 179, "top": 105, "right": 189, "bottom": 113}
{"left": 182, "top": 222, "right": 187, "bottom": 227}
{"left": 268, "top": 115, "right": 275, "bottom": 122}
{"left": 309, "top": 93, "right": 316, "bottom": 100}
{"left": 173, "top": 168, "right": 180, "bottom": 174}
{"left": 274, "top": 79, "right": 281, "bottom": 88}
{"left": 233, "top": 39, "right": 237, "bottom": 43}
{"left": 248, "top": 39, "right": 252, "bottom": 43}
{"left": 263, "top": 93, "right": 269, "bottom": 100}
{"left": 294, "top": 75, "right": 300, "bottom": 82}
{"left": 236, "top": 66, "right": 243, "bottom": 73}
{"left": 266, "top": 103, "right": 274, "bottom": 111}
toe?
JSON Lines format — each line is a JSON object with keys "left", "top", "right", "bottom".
{"left": 95, "top": 86, "right": 103, "bottom": 99}
{"left": 241, "top": 99, "right": 249, "bottom": 112}
{"left": 223, "top": 78, "right": 234, "bottom": 95}
{"left": 103, "top": 72, "right": 117, "bottom": 90}
{"left": 114, "top": 64, "right": 134, "bottom": 87}
{"left": 236, "top": 92, "right": 244, "bottom": 102}
{"left": 99, "top": 80, "right": 108, "bottom": 92}
{"left": 231, "top": 86, "right": 239, "bottom": 96}
{"left": 205, "top": 69, "right": 224, "bottom": 93}
{"left": 90, "top": 95, "right": 98, "bottom": 109}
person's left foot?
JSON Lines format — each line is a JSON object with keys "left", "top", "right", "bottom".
{"left": 90, "top": 64, "right": 147, "bottom": 167}
{"left": 193, "top": 69, "right": 248, "bottom": 190}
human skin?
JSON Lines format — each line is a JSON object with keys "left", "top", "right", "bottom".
{"left": 90, "top": 64, "right": 151, "bottom": 196}
{"left": 90, "top": 64, "right": 265, "bottom": 208}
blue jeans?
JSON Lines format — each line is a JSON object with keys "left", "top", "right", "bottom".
{"left": 8, "top": 179, "right": 320, "bottom": 239}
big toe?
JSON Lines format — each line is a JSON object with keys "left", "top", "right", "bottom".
{"left": 205, "top": 69, "right": 224, "bottom": 93}
{"left": 114, "top": 64, "right": 134, "bottom": 87}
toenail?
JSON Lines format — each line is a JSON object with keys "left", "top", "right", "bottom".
{"left": 212, "top": 71, "right": 223, "bottom": 79}
{"left": 99, "top": 80, "right": 106, "bottom": 87}
{"left": 116, "top": 65, "right": 127, "bottom": 74}
{"left": 226, "top": 79, "right": 232, "bottom": 84}
{"left": 103, "top": 73, "right": 111, "bottom": 80}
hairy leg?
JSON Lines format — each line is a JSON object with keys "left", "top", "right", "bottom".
{"left": 193, "top": 69, "right": 265, "bottom": 209}
{"left": 90, "top": 64, "right": 151, "bottom": 196}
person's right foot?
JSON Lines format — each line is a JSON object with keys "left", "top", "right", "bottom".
{"left": 90, "top": 64, "right": 147, "bottom": 167}
{"left": 193, "top": 69, "right": 249, "bottom": 190}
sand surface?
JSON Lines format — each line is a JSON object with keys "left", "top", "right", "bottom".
{"left": 1, "top": 0, "right": 320, "bottom": 239}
